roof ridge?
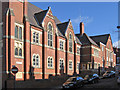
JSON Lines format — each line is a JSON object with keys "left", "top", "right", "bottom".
{"left": 84, "top": 33, "right": 98, "bottom": 46}
{"left": 90, "top": 34, "right": 110, "bottom": 37}
{"left": 28, "top": 2, "right": 43, "bottom": 11}
{"left": 57, "top": 21, "right": 69, "bottom": 25}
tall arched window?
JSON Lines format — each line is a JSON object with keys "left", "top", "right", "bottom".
{"left": 15, "top": 26, "right": 18, "bottom": 38}
{"left": 19, "top": 48, "right": 22, "bottom": 56}
{"left": 48, "top": 23, "right": 53, "bottom": 47}
{"left": 33, "top": 55, "right": 36, "bottom": 67}
{"left": 15, "top": 48, "right": 18, "bottom": 55}
{"left": 69, "top": 33, "right": 72, "bottom": 52}
{"left": 36, "top": 55, "right": 39, "bottom": 67}
{"left": 19, "top": 27, "right": 22, "bottom": 39}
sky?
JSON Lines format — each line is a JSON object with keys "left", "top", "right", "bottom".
{"left": 31, "top": 2, "right": 118, "bottom": 46}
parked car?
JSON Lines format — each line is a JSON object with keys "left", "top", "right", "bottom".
{"left": 62, "top": 77, "right": 84, "bottom": 88}
{"left": 84, "top": 74, "right": 99, "bottom": 84}
{"left": 103, "top": 71, "right": 115, "bottom": 78}
{"left": 117, "top": 76, "right": 120, "bottom": 85}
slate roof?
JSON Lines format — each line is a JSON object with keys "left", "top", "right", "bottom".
{"left": 28, "top": 2, "right": 62, "bottom": 28}
{"left": 76, "top": 33, "right": 98, "bottom": 46}
{"left": 27, "top": 2, "right": 43, "bottom": 28}
{"left": 54, "top": 16, "right": 61, "bottom": 24}
{"left": 75, "top": 36, "right": 82, "bottom": 44}
{"left": 57, "top": 21, "right": 69, "bottom": 35}
{"left": 34, "top": 10, "right": 48, "bottom": 26}
{"left": 90, "top": 34, "right": 110, "bottom": 45}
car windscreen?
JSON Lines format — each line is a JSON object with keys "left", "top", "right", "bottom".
{"left": 93, "top": 74, "right": 99, "bottom": 77}
{"left": 77, "top": 77, "right": 84, "bottom": 80}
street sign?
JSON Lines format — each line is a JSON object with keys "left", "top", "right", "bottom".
{"left": 12, "top": 66, "right": 18, "bottom": 74}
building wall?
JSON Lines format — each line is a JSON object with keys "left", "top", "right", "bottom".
{"left": 42, "top": 9, "right": 56, "bottom": 79}
{"left": 56, "top": 36, "right": 66, "bottom": 75}
{"left": 75, "top": 43, "right": 81, "bottom": 74}
{"left": 1, "top": 1, "right": 117, "bottom": 88}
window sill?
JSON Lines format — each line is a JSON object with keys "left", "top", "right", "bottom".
{"left": 15, "top": 38, "right": 23, "bottom": 42}
{"left": 69, "top": 69, "right": 73, "bottom": 71}
{"left": 15, "top": 56, "right": 24, "bottom": 59}
{"left": 32, "top": 67, "right": 41, "bottom": 69}
{"left": 47, "top": 67, "right": 54, "bottom": 69}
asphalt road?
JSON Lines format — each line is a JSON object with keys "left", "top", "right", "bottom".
{"left": 52, "top": 77, "right": 120, "bottom": 90}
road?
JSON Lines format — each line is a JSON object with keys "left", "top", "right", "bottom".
{"left": 52, "top": 77, "right": 120, "bottom": 90}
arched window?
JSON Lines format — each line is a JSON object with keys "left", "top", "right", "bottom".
{"left": 33, "top": 32, "right": 36, "bottom": 43}
{"left": 60, "top": 59, "right": 64, "bottom": 70}
{"left": 15, "top": 48, "right": 18, "bottom": 55}
{"left": 36, "top": 55, "right": 39, "bottom": 67}
{"left": 19, "top": 27, "right": 22, "bottom": 39}
{"left": 19, "top": 48, "right": 22, "bottom": 56}
{"left": 32, "top": 54, "right": 40, "bottom": 68}
{"left": 48, "top": 24, "right": 52, "bottom": 31}
{"left": 48, "top": 57, "right": 53, "bottom": 68}
{"left": 33, "top": 55, "right": 36, "bottom": 67}
{"left": 15, "top": 26, "right": 18, "bottom": 38}
{"left": 48, "top": 23, "right": 53, "bottom": 47}
{"left": 69, "top": 33, "right": 72, "bottom": 52}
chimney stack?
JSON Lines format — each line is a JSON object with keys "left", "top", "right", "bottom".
{"left": 80, "top": 22, "right": 84, "bottom": 35}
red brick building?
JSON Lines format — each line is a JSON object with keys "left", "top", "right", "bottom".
{"left": 0, "top": 0, "right": 116, "bottom": 89}
{"left": 113, "top": 47, "right": 120, "bottom": 64}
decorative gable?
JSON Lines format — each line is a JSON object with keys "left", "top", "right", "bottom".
{"left": 68, "top": 20, "right": 73, "bottom": 30}
{"left": 46, "top": 7, "right": 54, "bottom": 20}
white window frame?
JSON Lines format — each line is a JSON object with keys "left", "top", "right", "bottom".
{"left": 32, "top": 54, "right": 40, "bottom": 68}
{"left": 69, "top": 33, "right": 73, "bottom": 52}
{"left": 69, "top": 60, "right": 73, "bottom": 70}
{"left": 77, "top": 47, "right": 80, "bottom": 54}
{"left": 47, "top": 57, "right": 53, "bottom": 69}
{"left": 47, "top": 22, "right": 53, "bottom": 47}
{"left": 59, "top": 59, "right": 64, "bottom": 70}
{"left": 77, "top": 62, "right": 80, "bottom": 70}
{"left": 15, "top": 23, "right": 23, "bottom": 40}
{"left": 60, "top": 40, "right": 64, "bottom": 50}
{"left": 33, "top": 32, "right": 39, "bottom": 44}
{"left": 14, "top": 41, "right": 23, "bottom": 57}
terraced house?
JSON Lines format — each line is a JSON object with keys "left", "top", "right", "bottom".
{"left": 0, "top": 0, "right": 116, "bottom": 89}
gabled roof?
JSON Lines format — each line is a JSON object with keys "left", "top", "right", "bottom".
{"left": 34, "top": 9, "right": 48, "bottom": 26}
{"left": 75, "top": 36, "right": 82, "bottom": 45}
{"left": 57, "top": 28, "right": 65, "bottom": 38}
{"left": 54, "top": 16, "right": 61, "bottom": 24}
{"left": 27, "top": 2, "right": 43, "bottom": 28}
{"left": 90, "top": 34, "right": 110, "bottom": 45}
{"left": 57, "top": 21, "right": 69, "bottom": 36}
{"left": 76, "top": 33, "right": 98, "bottom": 46}
{"left": 28, "top": 2, "right": 61, "bottom": 28}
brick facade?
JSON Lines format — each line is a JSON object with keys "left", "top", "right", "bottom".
{"left": 0, "top": 0, "right": 116, "bottom": 89}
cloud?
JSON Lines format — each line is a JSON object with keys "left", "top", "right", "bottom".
{"left": 72, "top": 16, "right": 93, "bottom": 25}
{"left": 113, "top": 40, "right": 120, "bottom": 48}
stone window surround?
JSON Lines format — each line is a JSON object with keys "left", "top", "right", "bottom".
{"left": 32, "top": 54, "right": 40, "bottom": 68}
